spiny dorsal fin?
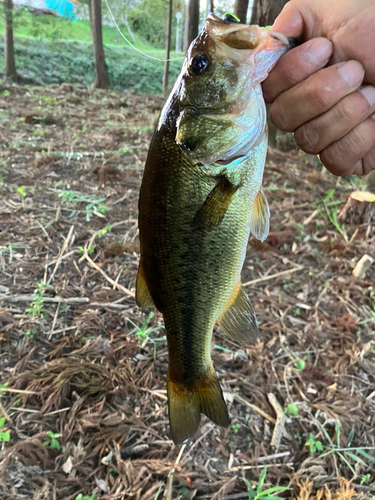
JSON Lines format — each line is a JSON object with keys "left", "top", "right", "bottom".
{"left": 217, "top": 280, "right": 258, "bottom": 343}
{"left": 250, "top": 189, "right": 270, "bottom": 242}
{"left": 135, "top": 260, "right": 154, "bottom": 308}
{"left": 194, "top": 176, "right": 239, "bottom": 230}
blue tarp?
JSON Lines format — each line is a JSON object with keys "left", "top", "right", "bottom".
{"left": 45, "top": 0, "right": 77, "bottom": 21}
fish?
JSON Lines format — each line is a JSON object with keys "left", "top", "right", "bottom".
{"left": 136, "top": 13, "right": 291, "bottom": 445}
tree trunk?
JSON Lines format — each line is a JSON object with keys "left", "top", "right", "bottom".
{"left": 251, "top": 0, "right": 288, "bottom": 26}
{"left": 209, "top": 0, "right": 214, "bottom": 13}
{"left": 162, "top": 0, "right": 173, "bottom": 95}
{"left": 4, "top": 0, "right": 17, "bottom": 80}
{"left": 90, "top": 0, "right": 109, "bottom": 89}
{"left": 250, "top": 0, "right": 258, "bottom": 25}
{"left": 233, "top": 0, "right": 249, "bottom": 24}
{"left": 186, "top": 0, "right": 199, "bottom": 48}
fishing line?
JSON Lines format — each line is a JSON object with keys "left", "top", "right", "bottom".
{"left": 103, "top": 0, "right": 185, "bottom": 63}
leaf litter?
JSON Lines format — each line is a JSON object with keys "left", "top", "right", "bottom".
{"left": 0, "top": 82, "right": 374, "bottom": 499}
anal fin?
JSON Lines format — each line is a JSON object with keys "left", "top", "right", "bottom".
{"left": 250, "top": 189, "right": 270, "bottom": 242}
{"left": 135, "top": 260, "right": 154, "bottom": 308}
{"left": 217, "top": 280, "right": 258, "bottom": 343}
{"left": 194, "top": 176, "right": 239, "bottom": 230}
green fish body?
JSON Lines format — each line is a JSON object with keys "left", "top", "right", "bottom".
{"left": 137, "top": 14, "right": 290, "bottom": 444}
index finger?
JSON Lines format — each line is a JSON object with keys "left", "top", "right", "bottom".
{"left": 262, "top": 37, "right": 333, "bottom": 103}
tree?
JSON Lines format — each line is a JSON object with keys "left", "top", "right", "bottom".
{"left": 4, "top": 0, "right": 17, "bottom": 80}
{"left": 89, "top": 0, "right": 110, "bottom": 89}
{"left": 251, "top": 0, "right": 288, "bottom": 26}
{"left": 233, "top": 0, "right": 249, "bottom": 24}
{"left": 185, "top": 0, "right": 199, "bottom": 49}
{"left": 163, "top": 0, "right": 173, "bottom": 94}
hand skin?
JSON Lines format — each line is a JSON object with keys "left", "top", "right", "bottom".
{"left": 262, "top": 0, "right": 375, "bottom": 176}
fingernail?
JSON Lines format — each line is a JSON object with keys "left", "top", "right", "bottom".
{"left": 359, "top": 86, "right": 375, "bottom": 106}
{"left": 307, "top": 38, "right": 332, "bottom": 65}
{"left": 338, "top": 61, "right": 364, "bottom": 89}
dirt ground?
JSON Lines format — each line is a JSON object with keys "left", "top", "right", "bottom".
{"left": 0, "top": 83, "right": 374, "bottom": 500}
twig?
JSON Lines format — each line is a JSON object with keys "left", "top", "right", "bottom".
{"left": 268, "top": 393, "right": 286, "bottom": 449}
{"left": 165, "top": 443, "right": 186, "bottom": 500}
{"left": 1, "top": 388, "right": 38, "bottom": 395}
{"left": 243, "top": 266, "right": 303, "bottom": 287}
{"left": 83, "top": 252, "right": 135, "bottom": 298}
{"left": 227, "top": 461, "right": 293, "bottom": 473}
{"left": 49, "top": 303, "right": 60, "bottom": 339}
{"left": 47, "top": 225, "right": 74, "bottom": 284}
{"left": 0, "top": 400, "right": 12, "bottom": 424}
{"left": 0, "top": 294, "right": 90, "bottom": 304}
{"left": 233, "top": 394, "right": 276, "bottom": 424}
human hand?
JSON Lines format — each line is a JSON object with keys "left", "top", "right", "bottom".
{"left": 262, "top": 0, "right": 375, "bottom": 176}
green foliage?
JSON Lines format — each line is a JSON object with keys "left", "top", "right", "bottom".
{"left": 0, "top": 35, "right": 182, "bottom": 94}
{"left": 27, "top": 281, "right": 49, "bottom": 317}
{"left": 43, "top": 431, "right": 62, "bottom": 450}
{"left": 75, "top": 495, "right": 96, "bottom": 500}
{"left": 25, "top": 328, "right": 37, "bottom": 338}
{"left": 284, "top": 403, "right": 298, "bottom": 416}
{"left": 295, "top": 359, "right": 305, "bottom": 371}
{"left": 242, "top": 467, "right": 291, "bottom": 500}
{"left": 0, "top": 417, "right": 10, "bottom": 442}
{"left": 305, "top": 433, "right": 324, "bottom": 453}
{"left": 231, "top": 423, "right": 241, "bottom": 434}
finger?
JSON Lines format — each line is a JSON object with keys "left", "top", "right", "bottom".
{"left": 263, "top": 38, "right": 333, "bottom": 103}
{"left": 362, "top": 145, "right": 375, "bottom": 175}
{"left": 294, "top": 86, "right": 375, "bottom": 154}
{"left": 270, "top": 60, "right": 364, "bottom": 132}
{"left": 271, "top": 1, "right": 305, "bottom": 39}
{"left": 319, "top": 114, "right": 375, "bottom": 176}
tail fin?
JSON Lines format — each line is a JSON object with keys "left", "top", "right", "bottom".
{"left": 167, "top": 370, "right": 230, "bottom": 445}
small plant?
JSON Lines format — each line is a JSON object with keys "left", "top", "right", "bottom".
{"left": 96, "top": 225, "right": 112, "bottom": 237}
{"left": 242, "top": 467, "right": 291, "bottom": 500}
{"left": 25, "top": 329, "right": 37, "bottom": 338}
{"left": 43, "top": 431, "right": 61, "bottom": 450}
{"left": 0, "top": 418, "right": 10, "bottom": 442}
{"left": 231, "top": 423, "right": 241, "bottom": 434}
{"left": 361, "top": 474, "right": 371, "bottom": 485}
{"left": 78, "top": 245, "right": 95, "bottom": 256}
{"left": 284, "top": 403, "right": 298, "bottom": 416}
{"left": 305, "top": 433, "right": 324, "bottom": 453}
{"left": 75, "top": 494, "right": 96, "bottom": 500}
{"left": 295, "top": 359, "right": 305, "bottom": 371}
{"left": 27, "top": 281, "right": 49, "bottom": 317}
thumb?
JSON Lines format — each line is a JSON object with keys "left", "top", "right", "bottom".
{"left": 271, "top": 1, "right": 306, "bottom": 40}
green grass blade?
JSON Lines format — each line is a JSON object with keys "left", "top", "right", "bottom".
{"left": 257, "top": 467, "right": 267, "bottom": 494}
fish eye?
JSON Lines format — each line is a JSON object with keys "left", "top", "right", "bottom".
{"left": 190, "top": 53, "right": 210, "bottom": 75}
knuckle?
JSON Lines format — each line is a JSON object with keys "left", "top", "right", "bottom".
{"left": 294, "top": 125, "right": 321, "bottom": 154}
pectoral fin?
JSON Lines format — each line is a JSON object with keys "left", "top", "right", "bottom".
{"left": 194, "top": 176, "right": 239, "bottom": 230}
{"left": 135, "top": 260, "right": 154, "bottom": 308}
{"left": 217, "top": 280, "right": 258, "bottom": 343}
{"left": 250, "top": 189, "right": 270, "bottom": 242}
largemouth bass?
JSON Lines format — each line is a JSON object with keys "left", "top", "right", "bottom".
{"left": 137, "top": 13, "right": 290, "bottom": 445}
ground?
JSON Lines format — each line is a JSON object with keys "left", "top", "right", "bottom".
{"left": 0, "top": 83, "right": 374, "bottom": 500}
